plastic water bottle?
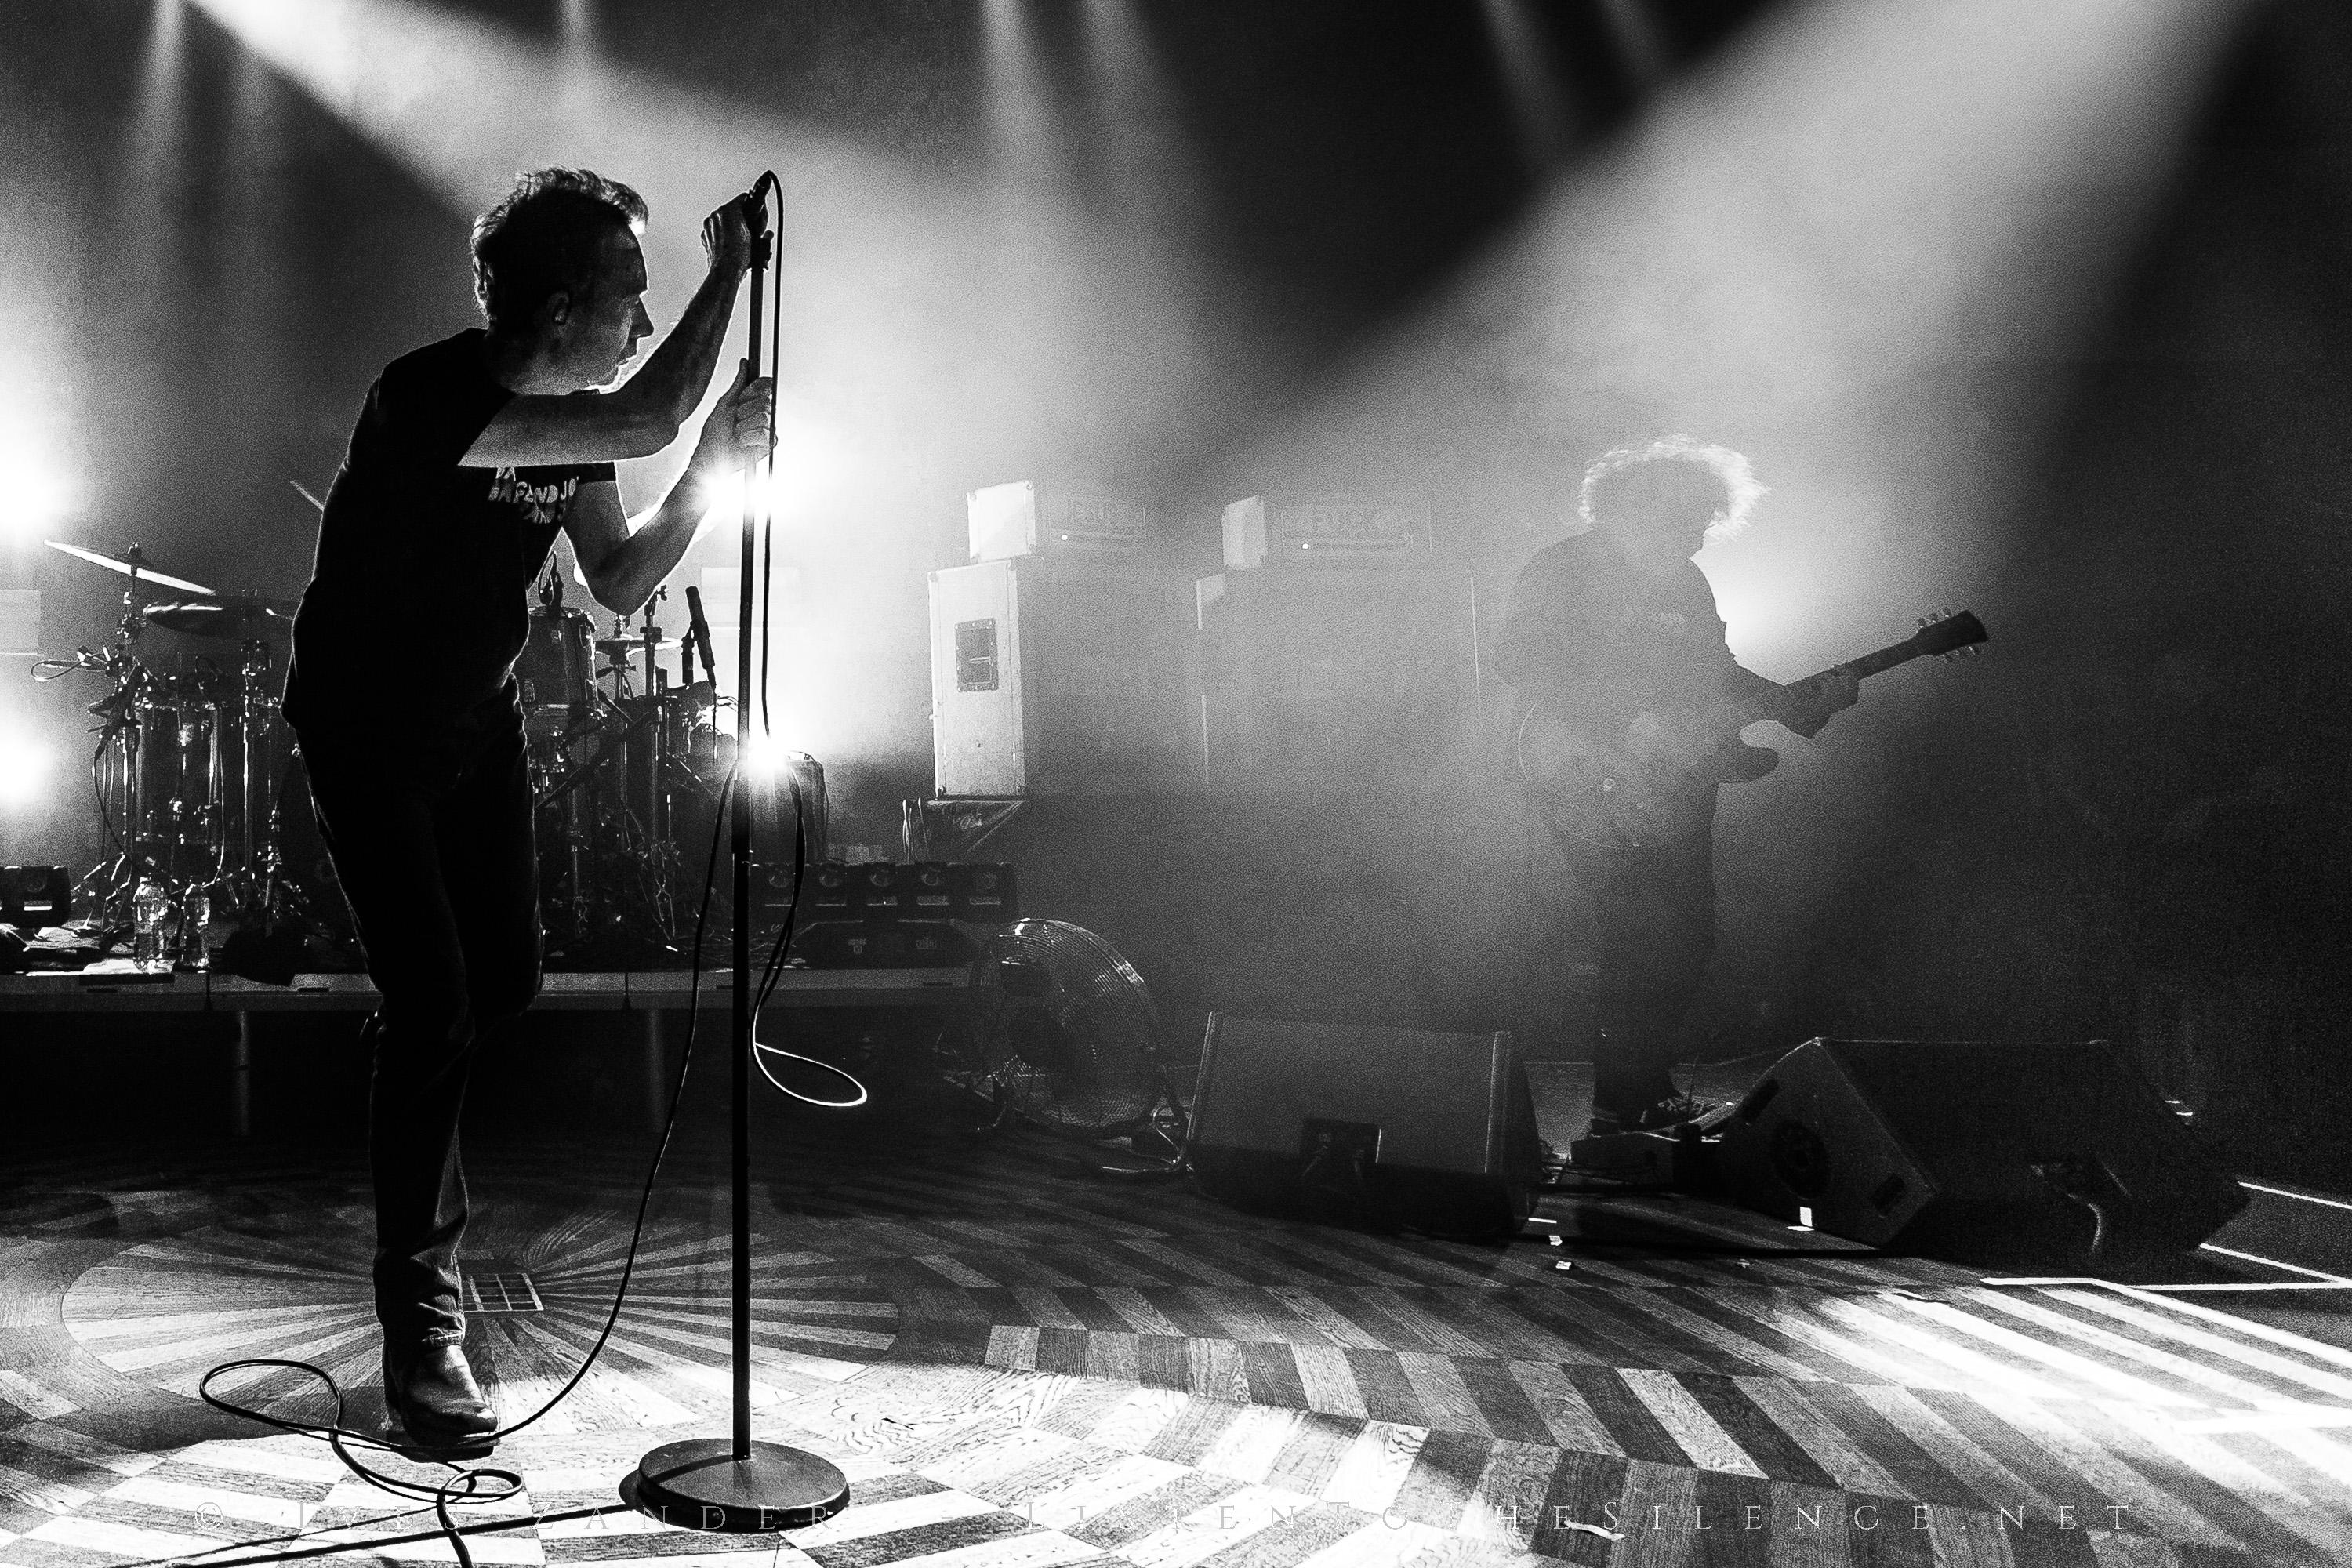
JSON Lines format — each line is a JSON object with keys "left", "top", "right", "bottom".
{"left": 177, "top": 887, "right": 212, "bottom": 972}
{"left": 131, "top": 877, "right": 172, "bottom": 972}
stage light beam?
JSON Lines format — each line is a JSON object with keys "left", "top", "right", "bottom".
{"left": 1265, "top": 0, "right": 2253, "bottom": 670}
{"left": 0, "top": 733, "right": 50, "bottom": 808}
{"left": 981, "top": 0, "right": 1065, "bottom": 192}
{"left": 1595, "top": 0, "right": 1668, "bottom": 89}
{"left": 1479, "top": 0, "right": 1573, "bottom": 169}
{"left": 182, "top": 0, "right": 1249, "bottom": 771}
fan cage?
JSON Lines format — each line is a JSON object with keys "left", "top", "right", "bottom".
{"left": 963, "top": 919, "right": 1172, "bottom": 1140}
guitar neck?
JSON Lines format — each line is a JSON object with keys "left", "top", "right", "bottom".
{"left": 1739, "top": 635, "right": 1932, "bottom": 728}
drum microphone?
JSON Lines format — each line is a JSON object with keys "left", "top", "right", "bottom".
{"left": 683, "top": 586, "right": 720, "bottom": 687}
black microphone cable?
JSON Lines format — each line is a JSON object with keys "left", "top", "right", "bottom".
{"left": 728, "top": 171, "right": 862, "bottom": 1113}
{"left": 186, "top": 764, "right": 741, "bottom": 1568}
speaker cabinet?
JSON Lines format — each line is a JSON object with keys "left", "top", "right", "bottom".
{"left": 1195, "top": 567, "right": 1478, "bottom": 793}
{"left": 1712, "top": 1039, "right": 2247, "bottom": 1264}
{"left": 1188, "top": 1014, "right": 1541, "bottom": 1240}
{"left": 929, "top": 559, "right": 1196, "bottom": 797}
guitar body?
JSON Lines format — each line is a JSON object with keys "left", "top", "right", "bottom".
{"left": 1518, "top": 705, "right": 1777, "bottom": 850}
{"left": 1515, "top": 609, "right": 1989, "bottom": 851}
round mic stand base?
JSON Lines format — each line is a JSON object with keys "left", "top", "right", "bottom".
{"left": 630, "top": 1436, "right": 848, "bottom": 1533}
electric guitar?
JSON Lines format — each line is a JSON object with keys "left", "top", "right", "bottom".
{"left": 1518, "top": 608, "right": 1987, "bottom": 848}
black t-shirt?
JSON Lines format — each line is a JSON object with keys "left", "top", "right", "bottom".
{"left": 283, "top": 329, "right": 612, "bottom": 779}
{"left": 1493, "top": 531, "right": 1774, "bottom": 734}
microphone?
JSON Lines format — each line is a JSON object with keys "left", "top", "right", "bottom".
{"left": 742, "top": 173, "right": 778, "bottom": 238}
{"left": 683, "top": 586, "right": 720, "bottom": 686}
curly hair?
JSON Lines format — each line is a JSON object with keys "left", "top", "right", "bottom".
{"left": 1578, "top": 435, "right": 1767, "bottom": 541}
{"left": 470, "top": 167, "right": 648, "bottom": 334}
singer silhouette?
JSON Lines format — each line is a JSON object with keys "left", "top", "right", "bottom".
{"left": 282, "top": 168, "right": 772, "bottom": 1452}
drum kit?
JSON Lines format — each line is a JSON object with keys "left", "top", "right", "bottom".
{"left": 33, "top": 541, "right": 819, "bottom": 969}
{"left": 517, "top": 566, "right": 809, "bottom": 967}
{"left": 32, "top": 542, "right": 303, "bottom": 954}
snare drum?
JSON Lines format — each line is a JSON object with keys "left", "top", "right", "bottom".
{"left": 516, "top": 607, "right": 595, "bottom": 739}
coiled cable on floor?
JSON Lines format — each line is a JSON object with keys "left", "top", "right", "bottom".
{"left": 176, "top": 768, "right": 741, "bottom": 1568}
{"left": 746, "top": 752, "right": 869, "bottom": 1110}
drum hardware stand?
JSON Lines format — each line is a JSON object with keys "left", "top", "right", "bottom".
{"left": 107, "top": 556, "right": 156, "bottom": 927}
{"left": 76, "top": 557, "right": 161, "bottom": 931}
{"left": 226, "top": 638, "right": 272, "bottom": 914}
{"left": 629, "top": 585, "right": 669, "bottom": 698}
{"left": 34, "top": 641, "right": 139, "bottom": 930}
{"left": 564, "top": 748, "right": 593, "bottom": 943}
{"left": 534, "top": 694, "right": 655, "bottom": 807}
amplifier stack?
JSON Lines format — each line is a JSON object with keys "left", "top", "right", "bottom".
{"left": 927, "top": 482, "right": 1481, "bottom": 799}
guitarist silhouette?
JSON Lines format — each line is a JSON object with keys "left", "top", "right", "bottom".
{"left": 1496, "top": 437, "right": 1858, "bottom": 1138}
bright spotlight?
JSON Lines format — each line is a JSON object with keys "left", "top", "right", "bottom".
{"left": 731, "top": 416, "right": 854, "bottom": 528}
{"left": 0, "top": 735, "right": 50, "bottom": 808}
{"left": 0, "top": 441, "right": 85, "bottom": 543}
{"left": 738, "top": 731, "right": 801, "bottom": 782}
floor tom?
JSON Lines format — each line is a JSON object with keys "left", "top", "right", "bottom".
{"left": 517, "top": 607, "right": 597, "bottom": 739}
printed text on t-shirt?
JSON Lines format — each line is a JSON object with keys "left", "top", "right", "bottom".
{"left": 488, "top": 469, "right": 578, "bottom": 526}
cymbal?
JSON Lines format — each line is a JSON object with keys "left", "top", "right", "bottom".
{"left": 145, "top": 591, "right": 296, "bottom": 641}
{"left": 45, "top": 540, "right": 217, "bottom": 597}
{"left": 596, "top": 635, "right": 681, "bottom": 655}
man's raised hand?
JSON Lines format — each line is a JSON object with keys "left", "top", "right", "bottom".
{"left": 692, "top": 358, "right": 774, "bottom": 474}
{"left": 701, "top": 192, "right": 761, "bottom": 274}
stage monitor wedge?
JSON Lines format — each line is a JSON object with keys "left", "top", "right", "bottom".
{"left": 1189, "top": 1014, "right": 1541, "bottom": 1240}
{"left": 1711, "top": 1037, "right": 2248, "bottom": 1265}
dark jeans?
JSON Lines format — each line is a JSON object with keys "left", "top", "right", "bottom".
{"left": 300, "top": 724, "right": 541, "bottom": 1349}
{"left": 1552, "top": 811, "right": 1718, "bottom": 1118}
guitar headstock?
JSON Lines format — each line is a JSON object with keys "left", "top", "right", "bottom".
{"left": 1913, "top": 608, "right": 1987, "bottom": 661}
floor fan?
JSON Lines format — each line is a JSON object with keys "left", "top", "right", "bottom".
{"left": 983, "top": 919, "right": 1175, "bottom": 1142}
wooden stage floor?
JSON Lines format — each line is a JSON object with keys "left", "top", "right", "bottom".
{"left": 3, "top": 1094, "right": 2350, "bottom": 1568}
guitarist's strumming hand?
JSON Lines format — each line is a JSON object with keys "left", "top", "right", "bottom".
{"left": 1775, "top": 667, "right": 1860, "bottom": 739}
{"left": 1622, "top": 707, "right": 1718, "bottom": 772}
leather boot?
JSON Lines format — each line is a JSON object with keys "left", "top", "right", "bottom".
{"left": 383, "top": 1343, "right": 498, "bottom": 1454}
{"left": 1587, "top": 1000, "right": 1682, "bottom": 1134}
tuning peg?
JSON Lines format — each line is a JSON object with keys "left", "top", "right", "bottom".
{"left": 1917, "top": 616, "right": 1929, "bottom": 627}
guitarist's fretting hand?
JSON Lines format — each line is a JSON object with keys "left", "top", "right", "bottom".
{"left": 1776, "top": 667, "right": 1860, "bottom": 739}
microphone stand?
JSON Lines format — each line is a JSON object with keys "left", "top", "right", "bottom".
{"left": 633, "top": 179, "right": 848, "bottom": 1534}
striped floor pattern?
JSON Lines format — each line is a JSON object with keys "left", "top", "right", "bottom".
{"left": 2, "top": 1127, "right": 2349, "bottom": 1567}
